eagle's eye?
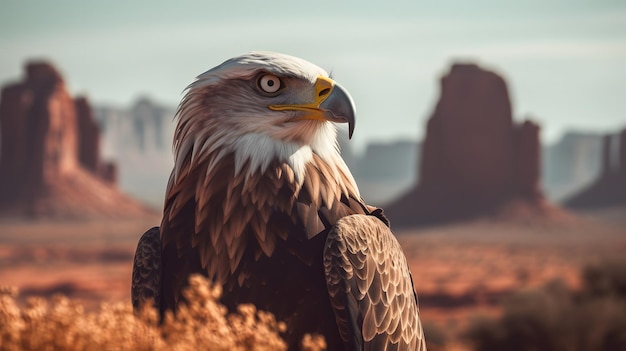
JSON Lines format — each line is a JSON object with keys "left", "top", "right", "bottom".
{"left": 258, "top": 74, "right": 282, "bottom": 94}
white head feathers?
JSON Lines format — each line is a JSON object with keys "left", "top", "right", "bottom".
{"left": 171, "top": 51, "right": 357, "bottom": 192}
{"left": 190, "top": 51, "right": 329, "bottom": 90}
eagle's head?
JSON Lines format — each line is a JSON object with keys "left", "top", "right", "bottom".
{"left": 173, "top": 51, "right": 357, "bottom": 184}
{"left": 164, "top": 52, "right": 363, "bottom": 280}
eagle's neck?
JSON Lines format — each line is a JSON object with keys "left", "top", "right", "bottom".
{"left": 164, "top": 132, "right": 361, "bottom": 285}
{"left": 232, "top": 134, "right": 313, "bottom": 183}
{"left": 231, "top": 133, "right": 355, "bottom": 186}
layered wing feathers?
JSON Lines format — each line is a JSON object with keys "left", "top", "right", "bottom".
{"left": 324, "top": 215, "right": 426, "bottom": 351}
{"left": 131, "top": 227, "right": 162, "bottom": 312}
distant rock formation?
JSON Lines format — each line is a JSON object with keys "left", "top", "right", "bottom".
{"left": 0, "top": 61, "right": 155, "bottom": 219}
{"left": 96, "top": 97, "right": 175, "bottom": 156}
{"left": 386, "top": 63, "right": 546, "bottom": 226}
{"left": 0, "top": 62, "right": 77, "bottom": 203}
{"left": 542, "top": 132, "right": 604, "bottom": 201}
{"left": 353, "top": 140, "right": 419, "bottom": 205}
{"left": 565, "top": 129, "right": 626, "bottom": 208}
{"left": 93, "top": 98, "right": 176, "bottom": 208}
{"left": 75, "top": 96, "right": 100, "bottom": 173}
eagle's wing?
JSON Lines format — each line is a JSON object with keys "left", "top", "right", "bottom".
{"left": 131, "top": 226, "right": 162, "bottom": 312}
{"left": 324, "top": 214, "right": 426, "bottom": 351}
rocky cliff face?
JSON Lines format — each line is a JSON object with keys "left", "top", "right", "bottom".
{"left": 543, "top": 132, "right": 604, "bottom": 201}
{"left": 617, "top": 129, "right": 626, "bottom": 176}
{"left": 565, "top": 129, "right": 626, "bottom": 208}
{"left": 353, "top": 140, "right": 419, "bottom": 205}
{"left": 386, "top": 63, "right": 546, "bottom": 226}
{"left": 75, "top": 96, "right": 100, "bottom": 174}
{"left": 93, "top": 98, "right": 176, "bottom": 208}
{"left": 0, "top": 61, "right": 154, "bottom": 218}
{"left": 0, "top": 63, "right": 77, "bottom": 205}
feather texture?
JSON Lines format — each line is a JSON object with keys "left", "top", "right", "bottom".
{"left": 324, "top": 215, "right": 427, "bottom": 350}
{"left": 131, "top": 227, "right": 161, "bottom": 311}
{"left": 131, "top": 52, "right": 425, "bottom": 351}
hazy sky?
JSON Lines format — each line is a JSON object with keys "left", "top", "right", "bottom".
{"left": 1, "top": 0, "right": 625, "bottom": 151}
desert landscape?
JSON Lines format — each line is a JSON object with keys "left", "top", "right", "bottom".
{"left": 1, "top": 47, "right": 625, "bottom": 350}
{"left": 1, "top": 207, "right": 625, "bottom": 350}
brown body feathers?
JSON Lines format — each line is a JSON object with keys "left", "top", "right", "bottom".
{"left": 131, "top": 52, "right": 426, "bottom": 350}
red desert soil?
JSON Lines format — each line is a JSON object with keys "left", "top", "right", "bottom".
{"left": 0, "top": 216, "right": 161, "bottom": 304}
{"left": 399, "top": 211, "right": 625, "bottom": 327}
{"left": 1, "top": 208, "right": 624, "bottom": 337}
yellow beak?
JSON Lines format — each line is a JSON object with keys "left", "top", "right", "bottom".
{"left": 269, "top": 76, "right": 356, "bottom": 139}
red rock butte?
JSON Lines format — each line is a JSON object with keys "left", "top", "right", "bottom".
{"left": 0, "top": 61, "right": 155, "bottom": 219}
{"left": 386, "top": 63, "right": 548, "bottom": 227}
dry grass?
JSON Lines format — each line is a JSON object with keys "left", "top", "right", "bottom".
{"left": 0, "top": 275, "right": 326, "bottom": 351}
{"left": 1, "top": 207, "right": 625, "bottom": 350}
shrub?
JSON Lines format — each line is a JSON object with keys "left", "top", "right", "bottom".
{"left": 463, "top": 262, "right": 626, "bottom": 351}
{"left": 0, "top": 275, "right": 326, "bottom": 351}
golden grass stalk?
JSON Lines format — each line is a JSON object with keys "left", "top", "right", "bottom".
{"left": 0, "top": 276, "right": 326, "bottom": 351}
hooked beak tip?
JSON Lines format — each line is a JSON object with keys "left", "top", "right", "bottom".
{"left": 319, "top": 81, "right": 356, "bottom": 139}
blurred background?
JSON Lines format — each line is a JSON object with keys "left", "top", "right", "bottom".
{"left": 1, "top": 1, "right": 625, "bottom": 350}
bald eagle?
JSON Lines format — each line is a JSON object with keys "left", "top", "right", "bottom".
{"left": 132, "top": 52, "right": 426, "bottom": 351}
